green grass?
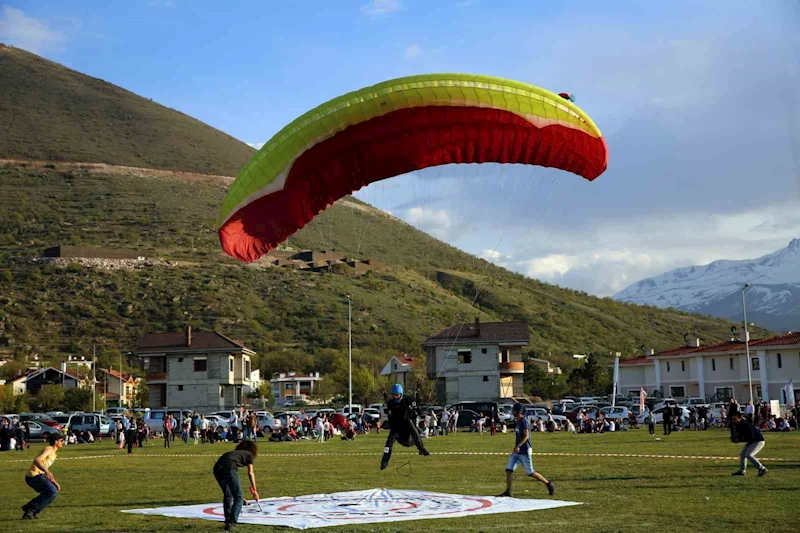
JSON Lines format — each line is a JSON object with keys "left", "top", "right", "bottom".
{"left": 1, "top": 429, "right": 798, "bottom": 532}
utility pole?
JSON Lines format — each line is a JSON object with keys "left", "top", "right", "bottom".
{"left": 741, "top": 284, "right": 754, "bottom": 405}
{"left": 347, "top": 294, "right": 352, "bottom": 415}
{"left": 92, "top": 344, "right": 97, "bottom": 412}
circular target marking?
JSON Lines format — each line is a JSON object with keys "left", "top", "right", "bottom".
{"left": 202, "top": 493, "right": 492, "bottom": 521}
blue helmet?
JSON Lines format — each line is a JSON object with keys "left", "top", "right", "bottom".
{"left": 512, "top": 402, "right": 524, "bottom": 415}
{"left": 390, "top": 383, "right": 404, "bottom": 396}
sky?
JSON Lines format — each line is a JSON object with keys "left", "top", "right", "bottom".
{"left": 2, "top": 0, "right": 799, "bottom": 297}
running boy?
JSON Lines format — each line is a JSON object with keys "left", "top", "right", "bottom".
{"left": 730, "top": 413, "right": 768, "bottom": 477}
{"left": 22, "top": 432, "right": 65, "bottom": 519}
{"left": 213, "top": 440, "right": 260, "bottom": 530}
{"left": 497, "top": 403, "right": 554, "bottom": 497}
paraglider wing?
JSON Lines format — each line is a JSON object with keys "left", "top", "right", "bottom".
{"left": 218, "top": 74, "right": 608, "bottom": 262}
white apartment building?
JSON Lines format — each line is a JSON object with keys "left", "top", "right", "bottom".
{"left": 617, "top": 332, "right": 800, "bottom": 403}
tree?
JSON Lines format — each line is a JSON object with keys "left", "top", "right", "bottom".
{"left": 33, "top": 384, "right": 65, "bottom": 412}
{"left": 0, "top": 385, "right": 29, "bottom": 413}
{"left": 63, "top": 387, "right": 104, "bottom": 412}
{"left": 256, "top": 381, "right": 274, "bottom": 408}
{"left": 566, "top": 353, "right": 612, "bottom": 396}
{"left": 132, "top": 379, "right": 149, "bottom": 408}
{"left": 311, "top": 377, "right": 339, "bottom": 404}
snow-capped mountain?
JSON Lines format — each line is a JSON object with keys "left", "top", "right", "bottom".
{"left": 613, "top": 239, "right": 800, "bottom": 331}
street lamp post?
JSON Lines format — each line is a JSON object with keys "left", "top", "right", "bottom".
{"left": 741, "top": 284, "right": 754, "bottom": 405}
{"left": 347, "top": 295, "right": 352, "bottom": 415}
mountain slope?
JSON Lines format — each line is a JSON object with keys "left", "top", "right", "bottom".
{"left": 0, "top": 47, "right": 772, "bottom": 381}
{"left": 613, "top": 240, "right": 800, "bottom": 331}
{"left": 0, "top": 43, "right": 254, "bottom": 175}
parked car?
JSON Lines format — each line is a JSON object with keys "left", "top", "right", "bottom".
{"left": 636, "top": 406, "right": 690, "bottom": 425}
{"left": 524, "top": 407, "right": 568, "bottom": 428}
{"left": 455, "top": 409, "right": 480, "bottom": 428}
{"left": 144, "top": 409, "right": 193, "bottom": 433}
{"left": 599, "top": 406, "right": 630, "bottom": 422}
{"left": 680, "top": 397, "right": 709, "bottom": 408}
{"left": 203, "top": 414, "right": 231, "bottom": 429}
{"left": 256, "top": 413, "right": 281, "bottom": 434}
{"left": 69, "top": 414, "right": 113, "bottom": 436}
{"left": 26, "top": 420, "right": 62, "bottom": 441}
{"left": 362, "top": 408, "right": 381, "bottom": 424}
{"left": 566, "top": 405, "right": 600, "bottom": 423}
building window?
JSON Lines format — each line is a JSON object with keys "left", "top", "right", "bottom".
{"left": 482, "top": 348, "right": 487, "bottom": 354}
{"left": 681, "top": 361, "right": 685, "bottom": 372}
{"left": 193, "top": 359, "right": 207, "bottom": 372}
{"left": 777, "top": 353, "right": 782, "bottom": 368}
{"left": 756, "top": 386, "right": 762, "bottom": 398}
{"left": 752, "top": 358, "right": 760, "bottom": 371}
{"left": 482, "top": 376, "right": 489, "bottom": 382}
{"left": 394, "top": 364, "right": 397, "bottom": 370}
{"left": 220, "top": 386, "right": 225, "bottom": 398}
{"left": 246, "top": 360, "right": 251, "bottom": 375}
{"left": 670, "top": 386, "right": 685, "bottom": 397}
{"left": 666, "top": 362, "right": 670, "bottom": 372}
{"left": 177, "top": 385, "right": 183, "bottom": 391}
{"left": 716, "top": 387, "right": 733, "bottom": 401}
{"left": 729, "top": 357, "right": 734, "bottom": 370}
{"left": 457, "top": 350, "right": 472, "bottom": 364}
{"left": 712, "top": 358, "right": 716, "bottom": 371}
{"left": 178, "top": 357, "right": 184, "bottom": 362}
{"left": 285, "top": 383, "right": 295, "bottom": 390}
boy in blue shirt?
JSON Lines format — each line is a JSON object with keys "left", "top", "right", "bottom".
{"left": 497, "top": 403, "right": 554, "bottom": 497}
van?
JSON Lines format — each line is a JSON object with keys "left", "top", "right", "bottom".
{"left": 342, "top": 404, "right": 363, "bottom": 415}
{"left": 143, "top": 409, "right": 193, "bottom": 434}
{"left": 70, "top": 414, "right": 113, "bottom": 436}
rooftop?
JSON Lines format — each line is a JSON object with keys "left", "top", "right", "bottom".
{"left": 423, "top": 319, "right": 530, "bottom": 346}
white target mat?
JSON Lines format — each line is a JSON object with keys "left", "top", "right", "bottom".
{"left": 122, "top": 488, "right": 581, "bottom": 529}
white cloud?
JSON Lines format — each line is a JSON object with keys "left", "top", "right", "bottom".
{"left": 0, "top": 5, "right": 63, "bottom": 54}
{"left": 247, "top": 142, "right": 265, "bottom": 150}
{"left": 480, "top": 248, "right": 513, "bottom": 267}
{"left": 403, "top": 44, "right": 421, "bottom": 59}
{"left": 509, "top": 201, "right": 800, "bottom": 297}
{"left": 403, "top": 206, "right": 458, "bottom": 240}
{"left": 361, "top": 0, "right": 402, "bottom": 17}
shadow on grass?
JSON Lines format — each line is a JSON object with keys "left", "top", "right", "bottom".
{"left": 64, "top": 500, "right": 211, "bottom": 508}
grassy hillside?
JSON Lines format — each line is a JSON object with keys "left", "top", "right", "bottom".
{"left": 0, "top": 44, "right": 254, "bottom": 175}
{"left": 0, "top": 164, "right": 769, "bottom": 381}
{"left": 0, "top": 47, "right": 770, "bottom": 387}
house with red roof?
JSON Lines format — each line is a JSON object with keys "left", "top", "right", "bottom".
{"left": 270, "top": 371, "right": 322, "bottom": 407}
{"left": 422, "top": 317, "right": 529, "bottom": 405}
{"left": 95, "top": 368, "right": 140, "bottom": 408}
{"left": 617, "top": 331, "right": 800, "bottom": 404}
{"left": 133, "top": 327, "right": 256, "bottom": 413}
{"left": 380, "top": 355, "right": 416, "bottom": 390}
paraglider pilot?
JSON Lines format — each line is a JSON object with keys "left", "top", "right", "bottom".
{"left": 380, "top": 383, "right": 430, "bottom": 470}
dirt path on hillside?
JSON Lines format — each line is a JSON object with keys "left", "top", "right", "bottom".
{"left": 0, "top": 158, "right": 235, "bottom": 187}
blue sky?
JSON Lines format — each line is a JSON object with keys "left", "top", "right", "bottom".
{"left": 2, "top": 0, "right": 798, "bottom": 296}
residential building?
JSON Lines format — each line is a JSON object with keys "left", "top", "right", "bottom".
{"left": 616, "top": 332, "right": 800, "bottom": 403}
{"left": 380, "top": 355, "right": 416, "bottom": 389}
{"left": 270, "top": 372, "right": 322, "bottom": 407}
{"left": 529, "top": 357, "right": 562, "bottom": 375}
{"left": 16, "top": 367, "right": 80, "bottom": 396}
{"left": 423, "top": 318, "right": 529, "bottom": 405}
{"left": 96, "top": 368, "right": 139, "bottom": 408}
{"left": 133, "top": 327, "right": 255, "bottom": 413}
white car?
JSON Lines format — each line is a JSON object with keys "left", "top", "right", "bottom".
{"left": 524, "top": 408, "right": 567, "bottom": 428}
{"left": 636, "top": 406, "right": 690, "bottom": 425}
{"left": 599, "top": 406, "right": 630, "bottom": 421}
{"left": 680, "top": 397, "right": 709, "bottom": 409}
{"left": 203, "top": 415, "right": 230, "bottom": 429}
{"left": 256, "top": 413, "right": 281, "bottom": 434}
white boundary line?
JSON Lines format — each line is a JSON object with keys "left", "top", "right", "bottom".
{"left": 0, "top": 451, "right": 792, "bottom": 463}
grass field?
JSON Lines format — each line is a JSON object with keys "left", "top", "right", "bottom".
{"left": 1, "top": 428, "right": 798, "bottom": 533}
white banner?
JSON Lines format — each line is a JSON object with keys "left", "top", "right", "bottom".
{"left": 123, "top": 488, "right": 581, "bottom": 529}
